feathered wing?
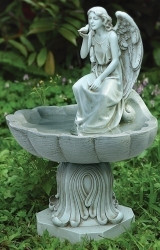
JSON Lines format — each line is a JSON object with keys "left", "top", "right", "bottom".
{"left": 114, "top": 11, "right": 143, "bottom": 98}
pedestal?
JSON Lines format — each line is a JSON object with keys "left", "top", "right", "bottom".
{"left": 36, "top": 206, "right": 135, "bottom": 243}
{"left": 36, "top": 162, "right": 135, "bottom": 242}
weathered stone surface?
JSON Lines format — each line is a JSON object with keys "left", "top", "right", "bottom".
{"left": 49, "top": 163, "right": 123, "bottom": 228}
{"left": 36, "top": 205, "right": 135, "bottom": 243}
{"left": 6, "top": 90, "right": 157, "bottom": 164}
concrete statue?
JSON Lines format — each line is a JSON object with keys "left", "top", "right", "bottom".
{"left": 72, "top": 6, "right": 143, "bottom": 135}
{"left": 6, "top": 6, "right": 157, "bottom": 243}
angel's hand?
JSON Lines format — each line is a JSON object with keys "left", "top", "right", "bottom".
{"left": 89, "top": 78, "right": 102, "bottom": 91}
{"left": 78, "top": 24, "right": 89, "bottom": 33}
{"left": 78, "top": 31, "right": 88, "bottom": 38}
{"left": 78, "top": 24, "right": 89, "bottom": 38}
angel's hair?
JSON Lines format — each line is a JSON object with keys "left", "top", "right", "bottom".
{"left": 87, "top": 6, "right": 113, "bottom": 31}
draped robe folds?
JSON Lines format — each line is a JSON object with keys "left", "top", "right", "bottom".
{"left": 72, "top": 31, "right": 124, "bottom": 135}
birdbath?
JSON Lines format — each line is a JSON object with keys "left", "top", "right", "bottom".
{"left": 6, "top": 90, "right": 157, "bottom": 242}
{"left": 6, "top": 7, "right": 158, "bottom": 243}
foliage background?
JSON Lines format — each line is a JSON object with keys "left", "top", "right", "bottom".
{"left": 0, "top": 0, "right": 160, "bottom": 249}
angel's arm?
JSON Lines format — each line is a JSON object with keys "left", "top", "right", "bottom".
{"left": 79, "top": 25, "right": 93, "bottom": 59}
{"left": 80, "top": 33, "right": 89, "bottom": 59}
{"left": 99, "top": 31, "right": 119, "bottom": 81}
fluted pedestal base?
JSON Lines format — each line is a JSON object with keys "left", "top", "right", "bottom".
{"left": 49, "top": 162, "right": 123, "bottom": 227}
{"left": 36, "top": 206, "right": 135, "bottom": 243}
{"left": 36, "top": 162, "right": 135, "bottom": 242}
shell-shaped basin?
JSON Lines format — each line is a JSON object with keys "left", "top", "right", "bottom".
{"left": 6, "top": 90, "right": 157, "bottom": 164}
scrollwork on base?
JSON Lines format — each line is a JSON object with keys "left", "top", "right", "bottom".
{"left": 49, "top": 162, "right": 123, "bottom": 227}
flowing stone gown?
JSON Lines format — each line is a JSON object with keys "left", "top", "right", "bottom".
{"left": 73, "top": 31, "right": 124, "bottom": 135}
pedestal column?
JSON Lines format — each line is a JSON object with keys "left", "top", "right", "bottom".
{"left": 49, "top": 162, "right": 123, "bottom": 227}
{"left": 37, "top": 162, "right": 135, "bottom": 242}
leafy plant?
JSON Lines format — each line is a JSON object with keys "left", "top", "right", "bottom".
{"left": 0, "top": 0, "right": 85, "bottom": 78}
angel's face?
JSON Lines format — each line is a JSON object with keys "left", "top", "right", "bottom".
{"left": 88, "top": 12, "right": 103, "bottom": 31}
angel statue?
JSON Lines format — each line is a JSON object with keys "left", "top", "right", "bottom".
{"left": 72, "top": 6, "right": 143, "bottom": 135}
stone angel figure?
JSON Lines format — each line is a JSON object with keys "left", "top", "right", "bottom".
{"left": 72, "top": 6, "right": 143, "bottom": 135}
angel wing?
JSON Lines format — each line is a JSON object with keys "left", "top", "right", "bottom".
{"left": 114, "top": 11, "right": 143, "bottom": 98}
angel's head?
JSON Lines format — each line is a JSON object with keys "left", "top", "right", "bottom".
{"left": 87, "top": 7, "right": 112, "bottom": 31}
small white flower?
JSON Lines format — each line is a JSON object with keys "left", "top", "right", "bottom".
{"left": 62, "top": 77, "right": 67, "bottom": 83}
{"left": 5, "top": 82, "right": 10, "bottom": 88}
{"left": 23, "top": 74, "right": 29, "bottom": 81}
{"left": 68, "top": 79, "right": 72, "bottom": 84}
